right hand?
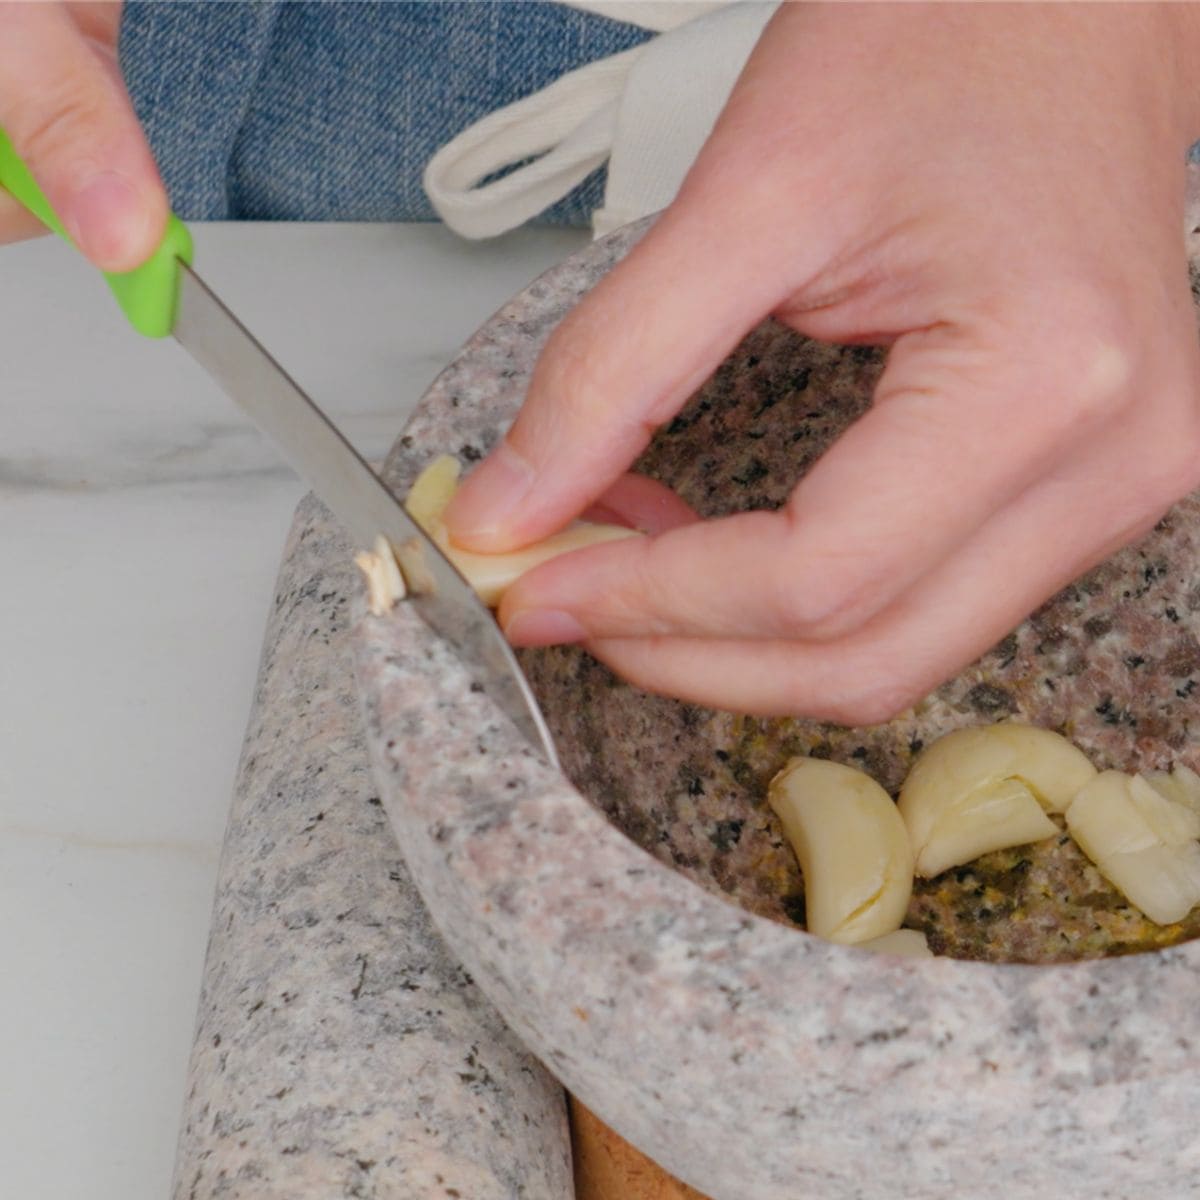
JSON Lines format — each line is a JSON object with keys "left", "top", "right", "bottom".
{"left": 0, "top": 1, "right": 166, "bottom": 270}
{"left": 445, "top": 3, "right": 1200, "bottom": 723}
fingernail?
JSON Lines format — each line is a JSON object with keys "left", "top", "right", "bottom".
{"left": 444, "top": 441, "right": 535, "bottom": 541}
{"left": 66, "top": 171, "right": 147, "bottom": 268}
{"left": 504, "top": 608, "right": 588, "bottom": 647}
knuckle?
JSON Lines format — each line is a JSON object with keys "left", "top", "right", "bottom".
{"left": 533, "top": 316, "right": 659, "bottom": 447}
{"left": 1043, "top": 293, "right": 1146, "bottom": 423}
{"left": 567, "top": 533, "right": 675, "bottom": 637}
{"left": 767, "top": 534, "right": 888, "bottom": 641}
{"left": 769, "top": 579, "right": 873, "bottom": 642}
{"left": 535, "top": 323, "right": 609, "bottom": 426}
{"left": 1063, "top": 334, "right": 1139, "bottom": 427}
{"left": 631, "top": 540, "right": 699, "bottom": 636}
{"left": 10, "top": 82, "right": 109, "bottom": 170}
{"left": 983, "top": 282, "right": 1143, "bottom": 435}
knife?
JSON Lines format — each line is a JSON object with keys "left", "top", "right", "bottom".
{"left": 0, "top": 132, "right": 559, "bottom": 769}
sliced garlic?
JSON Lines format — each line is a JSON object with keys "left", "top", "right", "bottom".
{"left": 405, "top": 454, "right": 640, "bottom": 607}
{"left": 769, "top": 757, "right": 914, "bottom": 945}
{"left": 899, "top": 724, "right": 1096, "bottom": 878}
{"left": 1066, "top": 770, "right": 1200, "bottom": 925}
{"left": 354, "top": 535, "right": 406, "bottom": 615}
{"left": 854, "top": 928, "right": 934, "bottom": 958}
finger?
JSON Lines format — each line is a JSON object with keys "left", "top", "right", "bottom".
{"left": 501, "top": 508, "right": 793, "bottom": 645}
{"left": 581, "top": 404, "right": 1200, "bottom": 722}
{"left": 443, "top": 0, "right": 884, "bottom": 557}
{"left": 442, "top": 180, "right": 829, "bottom": 553}
{"left": 497, "top": 319, "right": 1136, "bottom": 644}
{"left": 0, "top": 2, "right": 167, "bottom": 271}
{"left": 0, "top": 190, "right": 50, "bottom": 244}
{"left": 65, "top": 2, "right": 123, "bottom": 49}
{"left": 578, "top": 472, "right": 699, "bottom": 534}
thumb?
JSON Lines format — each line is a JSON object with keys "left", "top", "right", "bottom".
{"left": 0, "top": 3, "right": 166, "bottom": 271}
{"left": 443, "top": 196, "right": 803, "bottom": 552}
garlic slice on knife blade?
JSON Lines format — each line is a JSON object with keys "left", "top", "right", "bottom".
{"left": 769, "top": 757, "right": 914, "bottom": 944}
{"left": 899, "top": 724, "right": 1096, "bottom": 878}
{"left": 405, "top": 454, "right": 639, "bottom": 607}
{"left": 355, "top": 535, "right": 407, "bottom": 615}
{"left": 1066, "top": 770, "right": 1200, "bottom": 925}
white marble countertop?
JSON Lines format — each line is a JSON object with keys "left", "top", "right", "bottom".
{"left": 0, "top": 222, "right": 585, "bottom": 1200}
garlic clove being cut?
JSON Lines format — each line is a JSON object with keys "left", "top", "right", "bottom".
{"left": 1066, "top": 769, "right": 1200, "bottom": 925}
{"left": 446, "top": 525, "right": 639, "bottom": 608}
{"left": 855, "top": 928, "right": 934, "bottom": 958}
{"left": 404, "top": 454, "right": 640, "bottom": 607}
{"left": 769, "top": 757, "right": 914, "bottom": 945}
{"left": 899, "top": 724, "right": 1096, "bottom": 878}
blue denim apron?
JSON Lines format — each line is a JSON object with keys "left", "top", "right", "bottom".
{"left": 119, "top": 0, "right": 652, "bottom": 225}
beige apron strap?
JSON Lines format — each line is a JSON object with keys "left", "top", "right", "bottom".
{"left": 423, "top": 44, "right": 643, "bottom": 240}
{"left": 593, "top": 1, "right": 779, "bottom": 237}
{"left": 424, "top": 1, "right": 776, "bottom": 241}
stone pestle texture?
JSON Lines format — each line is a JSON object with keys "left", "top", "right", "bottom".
{"left": 170, "top": 496, "right": 572, "bottom": 1199}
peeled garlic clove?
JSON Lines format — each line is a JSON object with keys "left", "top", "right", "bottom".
{"left": 1066, "top": 770, "right": 1200, "bottom": 925}
{"left": 900, "top": 724, "right": 1096, "bottom": 844}
{"left": 1145, "top": 765, "right": 1200, "bottom": 818}
{"left": 899, "top": 724, "right": 1095, "bottom": 877}
{"left": 402, "top": 453, "right": 639, "bottom": 607}
{"left": 912, "top": 776, "right": 1057, "bottom": 879}
{"left": 1068, "top": 771, "right": 1162, "bottom": 856}
{"left": 1109, "top": 843, "right": 1200, "bottom": 925}
{"left": 769, "top": 757, "right": 913, "bottom": 945}
{"left": 979, "top": 723, "right": 1099, "bottom": 812}
{"left": 1129, "top": 774, "right": 1200, "bottom": 845}
{"left": 855, "top": 929, "right": 934, "bottom": 958}
{"left": 1145, "top": 771, "right": 1189, "bottom": 812}
{"left": 1174, "top": 764, "right": 1200, "bottom": 810}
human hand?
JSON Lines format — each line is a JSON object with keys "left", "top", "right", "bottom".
{"left": 444, "top": 3, "right": 1200, "bottom": 724}
{"left": 0, "top": 1, "right": 165, "bottom": 269}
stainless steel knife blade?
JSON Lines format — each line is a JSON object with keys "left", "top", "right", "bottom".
{"left": 173, "top": 264, "right": 558, "bottom": 768}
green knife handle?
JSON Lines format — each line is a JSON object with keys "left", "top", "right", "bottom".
{"left": 0, "top": 129, "right": 192, "bottom": 338}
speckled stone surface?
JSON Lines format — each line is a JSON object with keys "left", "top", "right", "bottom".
{"left": 519, "top": 317, "right": 1200, "bottom": 965}
{"left": 355, "top": 209, "right": 1200, "bottom": 1199}
{"left": 171, "top": 496, "right": 571, "bottom": 1199}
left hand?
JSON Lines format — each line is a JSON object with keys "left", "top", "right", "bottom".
{"left": 0, "top": 2, "right": 167, "bottom": 270}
